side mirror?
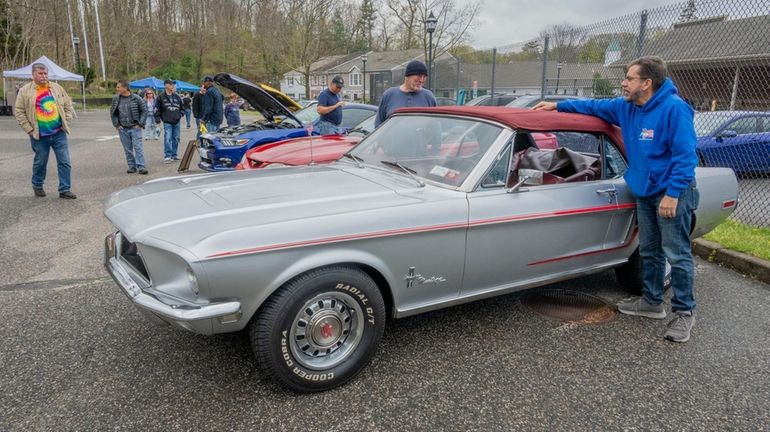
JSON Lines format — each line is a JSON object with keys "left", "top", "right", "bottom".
{"left": 506, "top": 169, "right": 543, "bottom": 193}
{"left": 717, "top": 129, "right": 738, "bottom": 139}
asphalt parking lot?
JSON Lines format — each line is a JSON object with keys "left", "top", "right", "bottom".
{"left": 1, "top": 112, "right": 768, "bottom": 431}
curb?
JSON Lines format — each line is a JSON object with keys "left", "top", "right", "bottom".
{"left": 692, "top": 238, "right": 770, "bottom": 286}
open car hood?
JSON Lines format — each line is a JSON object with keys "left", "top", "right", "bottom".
{"left": 214, "top": 73, "right": 302, "bottom": 124}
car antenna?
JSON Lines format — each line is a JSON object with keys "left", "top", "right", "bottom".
{"left": 305, "top": 122, "right": 315, "bottom": 165}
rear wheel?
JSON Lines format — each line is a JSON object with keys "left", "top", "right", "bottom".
{"left": 250, "top": 265, "right": 386, "bottom": 393}
{"left": 615, "top": 249, "right": 672, "bottom": 295}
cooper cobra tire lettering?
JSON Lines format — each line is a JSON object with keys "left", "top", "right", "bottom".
{"left": 251, "top": 265, "right": 386, "bottom": 393}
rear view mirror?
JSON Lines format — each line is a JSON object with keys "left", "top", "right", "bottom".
{"left": 518, "top": 169, "right": 543, "bottom": 185}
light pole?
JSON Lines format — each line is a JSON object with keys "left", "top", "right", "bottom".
{"left": 425, "top": 11, "right": 437, "bottom": 91}
{"left": 556, "top": 62, "right": 564, "bottom": 95}
{"left": 72, "top": 36, "right": 81, "bottom": 72}
{"left": 361, "top": 53, "right": 368, "bottom": 103}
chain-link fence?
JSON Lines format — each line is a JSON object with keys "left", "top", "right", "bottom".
{"left": 434, "top": 0, "right": 769, "bottom": 226}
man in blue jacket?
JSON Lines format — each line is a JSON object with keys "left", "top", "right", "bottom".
{"left": 201, "top": 76, "right": 224, "bottom": 133}
{"left": 535, "top": 56, "right": 699, "bottom": 343}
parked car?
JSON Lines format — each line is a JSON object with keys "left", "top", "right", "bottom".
{"left": 435, "top": 97, "right": 457, "bottom": 106}
{"left": 694, "top": 110, "right": 770, "bottom": 175}
{"left": 235, "top": 116, "right": 376, "bottom": 170}
{"left": 198, "top": 73, "right": 376, "bottom": 171}
{"left": 465, "top": 93, "right": 518, "bottom": 106}
{"left": 104, "top": 106, "right": 738, "bottom": 393}
{"left": 505, "top": 94, "right": 583, "bottom": 108}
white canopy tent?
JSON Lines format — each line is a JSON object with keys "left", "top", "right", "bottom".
{"left": 3, "top": 55, "right": 86, "bottom": 111}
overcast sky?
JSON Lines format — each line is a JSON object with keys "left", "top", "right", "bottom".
{"left": 464, "top": 0, "right": 685, "bottom": 49}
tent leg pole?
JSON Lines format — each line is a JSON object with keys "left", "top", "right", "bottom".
{"left": 82, "top": 81, "right": 86, "bottom": 112}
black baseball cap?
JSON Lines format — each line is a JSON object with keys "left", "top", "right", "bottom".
{"left": 203, "top": 76, "right": 214, "bottom": 83}
{"left": 332, "top": 75, "right": 344, "bottom": 87}
{"left": 164, "top": 79, "right": 174, "bottom": 85}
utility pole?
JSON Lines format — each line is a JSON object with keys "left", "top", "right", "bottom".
{"left": 78, "top": 0, "right": 91, "bottom": 68}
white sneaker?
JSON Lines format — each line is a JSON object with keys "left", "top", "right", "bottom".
{"left": 163, "top": 157, "right": 173, "bottom": 164}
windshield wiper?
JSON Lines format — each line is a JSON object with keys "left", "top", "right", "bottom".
{"left": 341, "top": 153, "right": 364, "bottom": 168}
{"left": 380, "top": 160, "right": 425, "bottom": 187}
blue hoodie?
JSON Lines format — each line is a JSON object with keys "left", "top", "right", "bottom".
{"left": 557, "top": 78, "right": 697, "bottom": 198}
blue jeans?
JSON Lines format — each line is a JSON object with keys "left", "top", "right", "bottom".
{"left": 316, "top": 120, "right": 342, "bottom": 135}
{"left": 30, "top": 130, "right": 71, "bottom": 193}
{"left": 118, "top": 127, "right": 146, "bottom": 169}
{"left": 163, "top": 122, "right": 181, "bottom": 158}
{"left": 184, "top": 109, "right": 192, "bottom": 128}
{"left": 144, "top": 117, "right": 160, "bottom": 140}
{"left": 205, "top": 121, "right": 220, "bottom": 134}
{"left": 636, "top": 182, "right": 700, "bottom": 312}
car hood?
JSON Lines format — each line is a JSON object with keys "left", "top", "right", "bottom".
{"left": 247, "top": 135, "right": 362, "bottom": 165}
{"left": 103, "top": 166, "right": 424, "bottom": 252}
{"left": 214, "top": 73, "right": 302, "bottom": 124}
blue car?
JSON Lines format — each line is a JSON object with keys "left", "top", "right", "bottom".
{"left": 199, "top": 73, "right": 376, "bottom": 171}
{"left": 694, "top": 111, "right": 770, "bottom": 175}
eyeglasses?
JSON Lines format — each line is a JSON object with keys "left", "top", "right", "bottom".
{"left": 623, "top": 75, "right": 648, "bottom": 82}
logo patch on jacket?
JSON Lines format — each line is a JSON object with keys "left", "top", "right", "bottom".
{"left": 640, "top": 128, "right": 655, "bottom": 140}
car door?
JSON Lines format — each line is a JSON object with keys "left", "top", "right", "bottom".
{"left": 461, "top": 131, "right": 634, "bottom": 296}
{"left": 705, "top": 115, "right": 770, "bottom": 174}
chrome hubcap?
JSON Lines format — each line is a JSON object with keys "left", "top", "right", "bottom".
{"left": 289, "top": 292, "right": 364, "bottom": 370}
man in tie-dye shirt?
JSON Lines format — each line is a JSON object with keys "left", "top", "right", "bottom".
{"left": 14, "top": 63, "right": 77, "bottom": 199}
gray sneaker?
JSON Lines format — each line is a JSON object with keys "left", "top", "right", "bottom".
{"left": 616, "top": 296, "right": 666, "bottom": 319}
{"left": 664, "top": 311, "right": 695, "bottom": 343}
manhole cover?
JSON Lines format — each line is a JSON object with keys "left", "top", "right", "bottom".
{"left": 520, "top": 289, "right": 617, "bottom": 325}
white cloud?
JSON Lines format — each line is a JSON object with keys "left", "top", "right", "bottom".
{"left": 465, "top": 0, "right": 684, "bottom": 49}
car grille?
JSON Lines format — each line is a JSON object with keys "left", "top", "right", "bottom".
{"left": 119, "top": 234, "right": 150, "bottom": 281}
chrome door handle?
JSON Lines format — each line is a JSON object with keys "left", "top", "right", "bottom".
{"left": 596, "top": 188, "right": 617, "bottom": 203}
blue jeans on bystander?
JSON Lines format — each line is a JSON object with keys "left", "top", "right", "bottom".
{"left": 30, "top": 130, "right": 72, "bottom": 193}
{"left": 118, "top": 127, "right": 146, "bottom": 169}
{"left": 636, "top": 181, "right": 700, "bottom": 312}
{"left": 163, "top": 122, "right": 181, "bottom": 158}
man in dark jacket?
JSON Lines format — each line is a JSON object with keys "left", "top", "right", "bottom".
{"left": 155, "top": 79, "right": 184, "bottom": 162}
{"left": 192, "top": 86, "right": 206, "bottom": 139}
{"left": 535, "top": 56, "right": 699, "bottom": 343}
{"left": 201, "top": 76, "right": 223, "bottom": 133}
{"left": 182, "top": 92, "right": 192, "bottom": 129}
{"left": 111, "top": 80, "right": 148, "bottom": 174}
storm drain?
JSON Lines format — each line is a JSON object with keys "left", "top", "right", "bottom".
{"left": 520, "top": 289, "right": 617, "bottom": 325}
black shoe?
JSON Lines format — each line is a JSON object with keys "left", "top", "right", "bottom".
{"left": 59, "top": 191, "right": 77, "bottom": 199}
{"left": 138, "top": 168, "right": 149, "bottom": 175}
{"left": 33, "top": 188, "right": 46, "bottom": 197}
{"left": 127, "top": 167, "right": 137, "bottom": 174}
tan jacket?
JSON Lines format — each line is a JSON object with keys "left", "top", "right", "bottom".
{"left": 14, "top": 81, "right": 74, "bottom": 140}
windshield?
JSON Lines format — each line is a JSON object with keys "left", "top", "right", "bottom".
{"left": 348, "top": 115, "right": 503, "bottom": 187}
{"left": 506, "top": 95, "right": 539, "bottom": 108}
{"left": 293, "top": 104, "right": 320, "bottom": 125}
{"left": 693, "top": 112, "right": 733, "bottom": 136}
{"left": 348, "top": 116, "right": 376, "bottom": 137}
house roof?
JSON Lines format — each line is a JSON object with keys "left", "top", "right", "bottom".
{"left": 310, "top": 53, "right": 364, "bottom": 73}
{"left": 612, "top": 14, "right": 770, "bottom": 66}
{"left": 435, "top": 61, "right": 620, "bottom": 88}
{"left": 327, "top": 49, "right": 425, "bottom": 73}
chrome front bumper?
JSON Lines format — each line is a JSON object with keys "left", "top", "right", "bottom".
{"left": 104, "top": 232, "right": 241, "bottom": 327}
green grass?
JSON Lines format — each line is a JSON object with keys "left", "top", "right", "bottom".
{"left": 703, "top": 219, "right": 770, "bottom": 261}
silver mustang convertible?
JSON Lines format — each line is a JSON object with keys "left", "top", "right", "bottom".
{"left": 104, "top": 106, "right": 738, "bottom": 393}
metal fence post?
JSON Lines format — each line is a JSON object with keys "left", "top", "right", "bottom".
{"left": 541, "top": 36, "right": 549, "bottom": 99}
{"left": 491, "top": 47, "right": 497, "bottom": 104}
{"left": 637, "top": 10, "right": 648, "bottom": 58}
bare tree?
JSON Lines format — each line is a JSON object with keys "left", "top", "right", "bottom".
{"left": 539, "top": 22, "right": 588, "bottom": 63}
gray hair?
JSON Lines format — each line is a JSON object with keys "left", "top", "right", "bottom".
{"left": 31, "top": 63, "right": 48, "bottom": 72}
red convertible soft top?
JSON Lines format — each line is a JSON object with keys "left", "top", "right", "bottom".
{"left": 393, "top": 106, "right": 625, "bottom": 153}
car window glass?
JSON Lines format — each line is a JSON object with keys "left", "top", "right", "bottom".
{"left": 480, "top": 143, "right": 512, "bottom": 188}
{"left": 350, "top": 116, "right": 502, "bottom": 187}
{"left": 726, "top": 117, "right": 758, "bottom": 135}
{"left": 603, "top": 136, "right": 627, "bottom": 178}
{"left": 551, "top": 131, "right": 601, "bottom": 154}
{"left": 342, "top": 109, "right": 375, "bottom": 128}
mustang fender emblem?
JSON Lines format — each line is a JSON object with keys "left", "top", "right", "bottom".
{"left": 405, "top": 267, "right": 447, "bottom": 289}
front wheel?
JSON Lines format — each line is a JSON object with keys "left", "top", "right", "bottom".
{"left": 615, "top": 249, "right": 672, "bottom": 295}
{"left": 250, "top": 265, "right": 386, "bottom": 393}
